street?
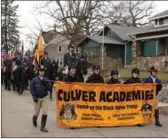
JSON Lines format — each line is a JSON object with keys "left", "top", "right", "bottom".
{"left": 1, "top": 86, "right": 168, "bottom": 138}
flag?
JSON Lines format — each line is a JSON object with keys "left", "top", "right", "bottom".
{"left": 34, "top": 49, "right": 40, "bottom": 63}
{"left": 1, "top": 48, "right": 7, "bottom": 57}
{"left": 37, "top": 32, "right": 44, "bottom": 53}
{"left": 1, "top": 48, "right": 7, "bottom": 69}
{"left": 11, "top": 47, "right": 17, "bottom": 59}
{"left": 13, "top": 47, "right": 17, "bottom": 53}
{"left": 34, "top": 32, "right": 45, "bottom": 64}
{"left": 21, "top": 41, "right": 24, "bottom": 54}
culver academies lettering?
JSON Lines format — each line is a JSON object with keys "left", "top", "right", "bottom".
{"left": 57, "top": 89, "right": 154, "bottom": 102}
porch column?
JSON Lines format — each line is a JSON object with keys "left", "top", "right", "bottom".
{"left": 166, "top": 38, "right": 168, "bottom": 55}
{"left": 132, "top": 41, "right": 140, "bottom": 67}
{"left": 156, "top": 39, "right": 159, "bottom": 55}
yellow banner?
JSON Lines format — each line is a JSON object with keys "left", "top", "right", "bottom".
{"left": 55, "top": 81, "right": 156, "bottom": 127}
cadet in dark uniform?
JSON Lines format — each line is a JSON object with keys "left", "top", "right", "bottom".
{"left": 124, "top": 68, "right": 142, "bottom": 127}
{"left": 13, "top": 60, "right": 25, "bottom": 95}
{"left": 3, "top": 56, "right": 12, "bottom": 90}
{"left": 63, "top": 44, "right": 77, "bottom": 67}
{"left": 124, "top": 68, "right": 141, "bottom": 84}
{"left": 144, "top": 67, "right": 162, "bottom": 127}
{"left": 41, "top": 51, "right": 51, "bottom": 78}
{"left": 63, "top": 64, "right": 82, "bottom": 130}
{"left": 107, "top": 70, "right": 120, "bottom": 84}
{"left": 30, "top": 65, "right": 52, "bottom": 132}
{"left": 48, "top": 60, "right": 58, "bottom": 100}
{"left": 63, "top": 64, "right": 81, "bottom": 83}
{"left": 85, "top": 65, "right": 104, "bottom": 83}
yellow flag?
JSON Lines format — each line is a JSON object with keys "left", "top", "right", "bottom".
{"left": 13, "top": 47, "right": 17, "bottom": 53}
{"left": 37, "top": 32, "right": 44, "bottom": 56}
{"left": 34, "top": 49, "right": 40, "bottom": 63}
{"left": 34, "top": 32, "right": 45, "bottom": 65}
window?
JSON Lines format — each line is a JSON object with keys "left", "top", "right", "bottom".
{"left": 155, "top": 19, "right": 158, "bottom": 25}
{"left": 164, "top": 17, "right": 168, "bottom": 24}
{"left": 56, "top": 57, "right": 64, "bottom": 66}
{"left": 75, "top": 47, "right": 80, "bottom": 53}
{"left": 159, "top": 18, "right": 164, "bottom": 25}
{"left": 58, "top": 46, "right": 62, "bottom": 52}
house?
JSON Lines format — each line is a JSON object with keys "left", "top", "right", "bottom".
{"left": 43, "top": 30, "right": 83, "bottom": 66}
{"left": 77, "top": 23, "right": 143, "bottom": 70}
{"left": 129, "top": 10, "right": 168, "bottom": 72}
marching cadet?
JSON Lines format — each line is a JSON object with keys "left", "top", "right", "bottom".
{"left": 3, "top": 55, "right": 12, "bottom": 91}
{"left": 85, "top": 65, "right": 104, "bottom": 83}
{"left": 48, "top": 60, "right": 58, "bottom": 100}
{"left": 63, "top": 64, "right": 81, "bottom": 83}
{"left": 41, "top": 51, "right": 51, "bottom": 78}
{"left": 144, "top": 66, "right": 162, "bottom": 127}
{"left": 63, "top": 44, "right": 77, "bottom": 67}
{"left": 124, "top": 68, "right": 141, "bottom": 84}
{"left": 107, "top": 70, "right": 120, "bottom": 84}
{"left": 124, "top": 68, "right": 142, "bottom": 127}
{"left": 30, "top": 65, "right": 52, "bottom": 132}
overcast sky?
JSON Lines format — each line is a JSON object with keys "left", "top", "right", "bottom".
{"left": 14, "top": 1, "right": 168, "bottom": 51}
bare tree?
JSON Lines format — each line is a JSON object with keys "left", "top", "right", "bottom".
{"left": 105, "top": 0, "right": 155, "bottom": 27}
{"left": 35, "top": 0, "right": 106, "bottom": 44}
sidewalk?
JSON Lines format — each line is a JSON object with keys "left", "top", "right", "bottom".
{"left": 1, "top": 87, "right": 168, "bottom": 138}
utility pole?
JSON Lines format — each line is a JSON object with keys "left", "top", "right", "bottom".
{"left": 101, "top": 24, "right": 104, "bottom": 70}
{"left": 4, "top": 0, "right": 8, "bottom": 53}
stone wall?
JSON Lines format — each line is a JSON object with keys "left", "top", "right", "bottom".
{"left": 88, "top": 55, "right": 123, "bottom": 70}
{"left": 132, "top": 41, "right": 168, "bottom": 73}
{"left": 132, "top": 56, "right": 168, "bottom": 73}
{"left": 158, "top": 84, "right": 168, "bottom": 103}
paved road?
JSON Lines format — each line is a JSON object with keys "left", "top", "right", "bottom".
{"left": 1, "top": 86, "right": 168, "bottom": 138}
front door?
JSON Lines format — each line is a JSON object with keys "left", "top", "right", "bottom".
{"left": 126, "top": 42, "right": 132, "bottom": 65}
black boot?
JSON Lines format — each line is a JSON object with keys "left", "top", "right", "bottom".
{"left": 50, "top": 91, "right": 52, "bottom": 100}
{"left": 40, "top": 115, "right": 48, "bottom": 132}
{"left": 155, "top": 109, "right": 162, "bottom": 127}
{"left": 32, "top": 115, "right": 37, "bottom": 127}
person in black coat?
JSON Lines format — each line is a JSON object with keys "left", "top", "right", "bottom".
{"left": 63, "top": 44, "right": 77, "bottom": 67}
{"left": 124, "top": 68, "right": 141, "bottom": 84}
{"left": 107, "top": 70, "right": 120, "bottom": 84}
{"left": 3, "top": 56, "right": 12, "bottom": 90}
{"left": 85, "top": 65, "right": 104, "bottom": 83}
{"left": 63, "top": 64, "right": 81, "bottom": 83}
{"left": 13, "top": 64, "right": 25, "bottom": 95}
{"left": 48, "top": 60, "right": 59, "bottom": 100}
{"left": 124, "top": 68, "right": 142, "bottom": 127}
{"left": 144, "top": 66, "right": 162, "bottom": 127}
{"left": 41, "top": 51, "right": 51, "bottom": 78}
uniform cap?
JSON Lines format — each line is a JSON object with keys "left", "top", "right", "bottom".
{"left": 68, "top": 64, "right": 76, "bottom": 70}
{"left": 68, "top": 44, "right": 74, "bottom": 49}
{"left": 132, "top": 68, "right": 139, "bottom": 74}
{"left": 44, "top": 51, "right": 48, "bottom": 55}
{"left": 150, "top": 66, "right": 158, "bottom": 72}
{"left": 39, "top": 65, "right": 45, "bottom": 71}
{"left": 92, "top": 65, "right": 100, "bottom": 71}
{"left": 111, "top": 70, "right": 119, "bottom": 76}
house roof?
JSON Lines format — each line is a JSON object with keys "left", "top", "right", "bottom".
{"left": 106, "top": 24, "right": 142, "bottom": 41}
{"left": 149, "top": 10, "right": 168, "bottom": 20}
{"left": 129, "top": 24, "right": 168, "bottom": 35}
{"left": 42, "top": 30, "right": 58, "bottom": 44}
{"left": 45, "top": 34, "right": 70, "bottom": 48}
{"left": 80, "top": 35, "right": 124, "bottom": 45}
